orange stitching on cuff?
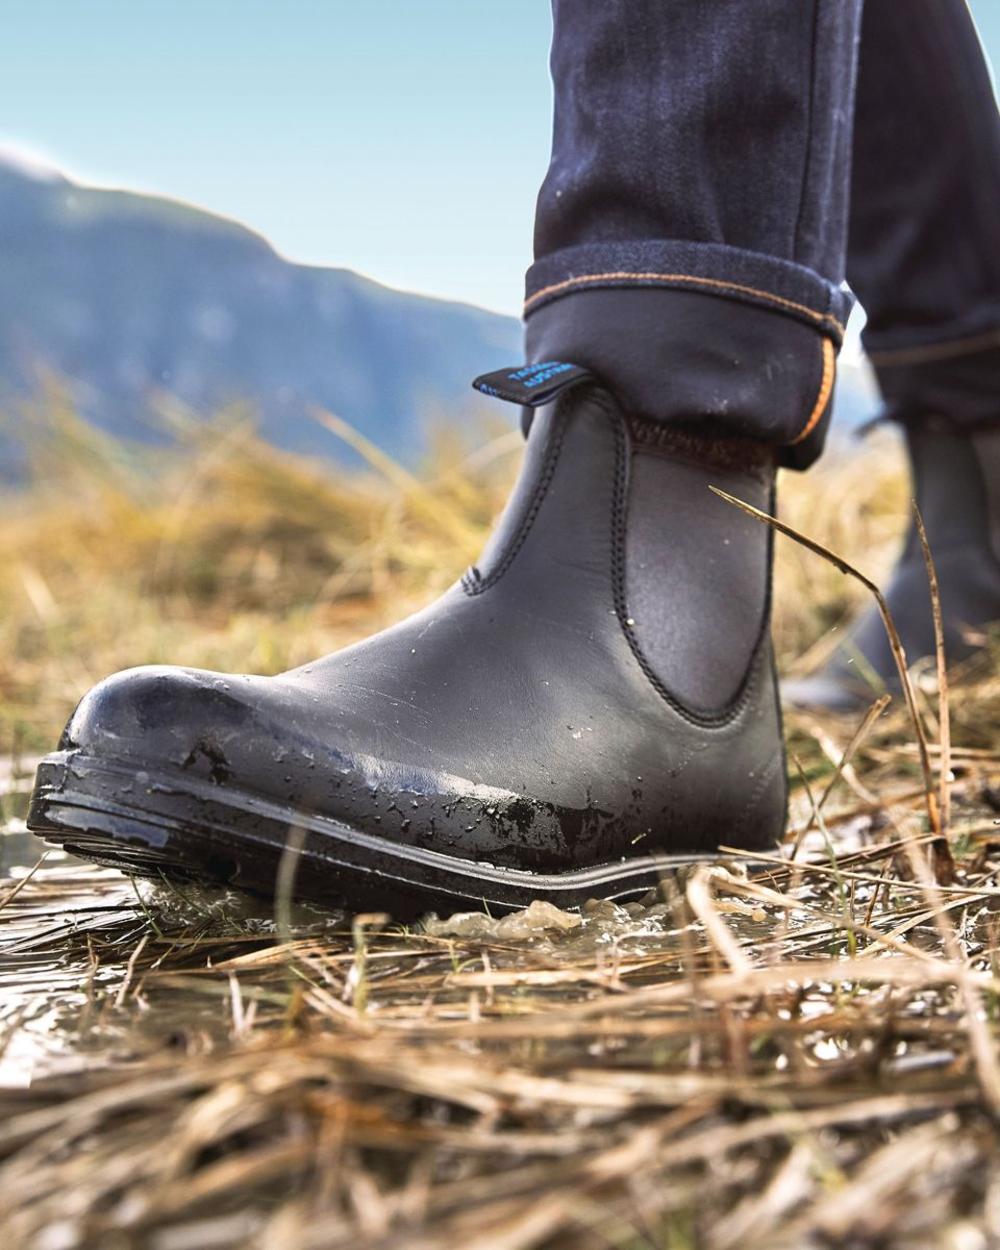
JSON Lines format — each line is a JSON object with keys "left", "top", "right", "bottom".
{"left": 790, "top": 336, "right": 835, "bottom": 445}
{"left": 523, "top": 270, "right": 846, "bottom": 336}
{"left": 868, "top": 327, "right": 1000, "bottom": 367}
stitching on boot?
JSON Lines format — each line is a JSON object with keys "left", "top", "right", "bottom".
{"left": 461, "top": 397, "right": 572, "bottom": 596}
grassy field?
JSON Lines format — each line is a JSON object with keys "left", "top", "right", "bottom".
{"left": 1, "top": 406, "right": 999, "bottom": 1248}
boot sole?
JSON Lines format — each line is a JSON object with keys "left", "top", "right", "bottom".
{"left": 27, "top": 750, "right": 724, "bottom": 917}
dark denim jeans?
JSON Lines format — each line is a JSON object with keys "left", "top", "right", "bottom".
{"left": 526, "top": 0, "right": 1000, "bottom": 467}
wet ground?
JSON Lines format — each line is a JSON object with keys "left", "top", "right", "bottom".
{"left": 2, "top": 745, "right": 995, "bottom": 1091}
{"left": 2, "top": 770, "right": 349, "bottom": 1085}
{"left": 6, "top": 752, "right": 1000, "bottom": 1248}
{"left": 0, "top": 782, "right": 798, "bottom": 1089}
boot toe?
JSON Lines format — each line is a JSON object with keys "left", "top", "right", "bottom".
{"left": 61, "top": 665, "right": 266, "bottom": 781}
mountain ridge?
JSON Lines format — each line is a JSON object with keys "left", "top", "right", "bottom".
{"left": 0, "top": 155, "right": 878, "bottom": 477}
{"left": 0, "top": 156, "right": 522, "bottom": 471}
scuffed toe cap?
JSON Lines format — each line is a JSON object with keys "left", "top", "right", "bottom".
{"left": 61, "top": 665, "right": 269, "bottom": 780}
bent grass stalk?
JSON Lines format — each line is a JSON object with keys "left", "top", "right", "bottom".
{"left": 711, "top": 484, "right": 999, "bottom": 1109}
{"left": 913, "top": 504, "right": 952, "bottom": 837}
{"left": 709, "top": 486, "right": 942, "bottom": 846}
{"left": 787, "top": 692, "right": 892, "bottom": 860}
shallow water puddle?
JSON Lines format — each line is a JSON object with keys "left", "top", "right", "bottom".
{"left": 2, "top": 780, "right": 978, "bottom": 1095}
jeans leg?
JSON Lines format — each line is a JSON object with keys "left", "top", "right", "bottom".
{"left": 526, "top": 0, "right": 864, "bottom": 467}
{"left": 848, "top": 0, "right": 1000, "bottom": 431}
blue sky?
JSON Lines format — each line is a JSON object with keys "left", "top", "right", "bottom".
{"left": 2, "top": 2, "right": 997, "bottom": 318}
{"left": 2, "top": 1, "right": 553, "bottom": 314}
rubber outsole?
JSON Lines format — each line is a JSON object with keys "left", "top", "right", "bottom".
{"left": 26, "top": 751, "right": 721, "bottom": 918}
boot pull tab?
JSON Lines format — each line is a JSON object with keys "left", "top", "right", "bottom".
{"left": 472, "top": 361, "right": 594, "bottom": 407}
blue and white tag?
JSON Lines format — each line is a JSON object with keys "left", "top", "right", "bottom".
{"left": 471, "top": 361, "right": 593, "bottom": 407}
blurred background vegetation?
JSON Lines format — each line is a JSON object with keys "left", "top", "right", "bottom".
{"left": 0, "top": 392, "right": 940, "bottom": 757}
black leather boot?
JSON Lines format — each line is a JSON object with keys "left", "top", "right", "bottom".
{"left": 784, "top": 422, "right": 1000, "bottom": 711}
{"left": 28, "top": 367, "right": 786, "bottom": 916}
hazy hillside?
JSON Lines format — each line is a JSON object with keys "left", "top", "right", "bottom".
{"left": 0, "top": 156, "right": 521, "bottom": 471}
{"left": 0, "top": 155, "right": 880, "bottom": 476}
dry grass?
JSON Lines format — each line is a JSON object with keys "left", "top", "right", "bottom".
{"left": 1, "top": 405, "right": 1000, "bottom": 1248}
{"left": 0, "top": 397, "right": 515, "bottom": 752}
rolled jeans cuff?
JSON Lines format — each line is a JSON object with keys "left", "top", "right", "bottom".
{"left": 525, "top": 239, "right": 854, "bottom": 342}
{"left": 524, "top": 246, "right": 851, "bottom": 470}
{"left": 865, "top": 322, "right": 1000, "bottom": 433}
